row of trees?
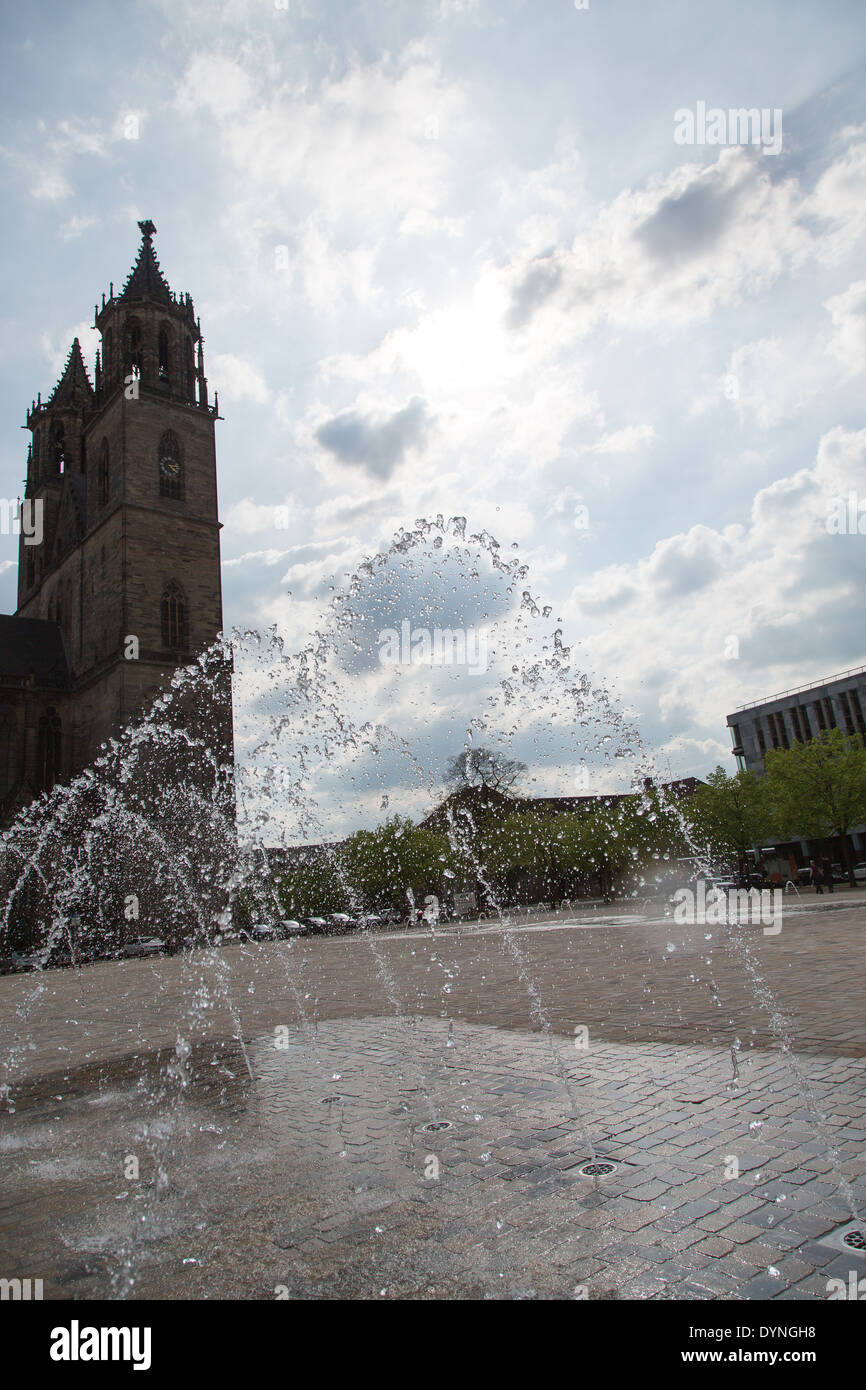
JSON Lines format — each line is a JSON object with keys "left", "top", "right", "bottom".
{"left": 271, "top": 790, "right": 693, "bottom": 919}
{"left": 265, "top": 730, "right": 866, "bottom": 919}
{"left": 688, "top": 728, "right": 866, "bottom": 886}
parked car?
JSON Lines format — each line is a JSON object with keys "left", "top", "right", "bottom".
{"left": 248, "top": 922, "right": 278, "bottom": 942}
{"left": 304, "top": 917, "right": 329, "bottom": 934}
{"left": 852, "top": 862, "right": 866, "bottom": 883}
{"left": 121, "top": 937, "right": 165, "bottom": 959}
{"left": 706, "top": 878, "right": 737, "bottom": 894}
{"left": 277, "top": 919, "right": 307, "bottom": 937}
{"left": 0, "top": 950, "right": 39, "bottom": 974}
{"left": 328, "top": 912, "right": 368, "bottom": 933}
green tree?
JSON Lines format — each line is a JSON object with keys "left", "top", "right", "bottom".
{"left": 763, "top": 730, "right": 866, "bottom": 886}
{"left": 684, "top": 766, "right": 773, "bottom": 880}
{"left": 481, "top": 810, "right": 590, "bottom": 906}
{"left": 340, "top": 816, "right": 455, "bottom": 915}
{"left": 275, "top": 853, "right": 352, "bottom": 919}
{"left": 573, "top": 789, "right": 688, "bottom": 900}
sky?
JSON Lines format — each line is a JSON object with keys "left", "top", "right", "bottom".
{"left": 1, "top": 0, "right": 865, "bottom": 839}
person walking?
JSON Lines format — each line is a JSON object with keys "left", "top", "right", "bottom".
{"left": 821, "top": 856, "right": 835, "bottom": 894}
{"left": 810, "top": 859, "right": 824, "bottom": 894}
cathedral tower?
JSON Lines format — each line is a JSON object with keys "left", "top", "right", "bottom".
{"left": 1, "top": 221, "right": 232, "bottom": 820}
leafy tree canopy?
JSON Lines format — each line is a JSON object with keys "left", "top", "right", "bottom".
{"left": 684, "top": 766, "right": 773, "bottom": 873}
{"left": 764, "top": 730, "right": 866, "bottom": 882}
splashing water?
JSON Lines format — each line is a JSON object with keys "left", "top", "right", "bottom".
{"left": 0, "top": 515, "right": 860, "bottom": 1297}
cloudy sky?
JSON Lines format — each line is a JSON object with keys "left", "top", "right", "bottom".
{"left": 1, "top": 0, "right": 865, "bottom": 836}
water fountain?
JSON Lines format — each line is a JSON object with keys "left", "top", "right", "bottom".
{"left": 0, "top": 516, "right": 861, "bottom": 1299}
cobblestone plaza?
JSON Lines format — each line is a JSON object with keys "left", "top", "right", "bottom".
{"left": 1, "top": 898, "right": 864, "bottom": 1300}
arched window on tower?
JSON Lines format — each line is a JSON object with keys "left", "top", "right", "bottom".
{"left": 38, "top": 708, "right": 62, "bottom": 792}
{"left": 98, "top": 439, "right": 110, "bottom": 507}
{"left": 124, "top": 318, "right": 142, "bottom": 377}
{"left": 158, "top": 326, "right": 170, "bottom": 384}
{"left": 161, "top": 582, "right": 188, "bottom": 651}
{"left": 0, "top": 706, "right": 18, "bottom": 799}
{"left": 158, "top": 430, "right": 184, "bottom": 500}
{"left": 185, "top": 338, "right": 195, "bottom": 402}
{"left": 51, "top": 420, "right": 66, "bottom": 473}
{"left": 103, "top": 328, "right": 113, "bottom": 379}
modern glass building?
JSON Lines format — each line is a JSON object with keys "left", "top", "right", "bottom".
{"left": 726, "top": 664, "right": 866, "bottom": 868}
{"left": 727, "top": 665, "right": 866, "bottom": 776}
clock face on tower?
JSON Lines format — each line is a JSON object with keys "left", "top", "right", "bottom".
{"left": 158, "top": 430, "right": 183, "bottom": 497}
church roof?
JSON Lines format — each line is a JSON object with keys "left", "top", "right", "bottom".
{"left": 47, "top": 338, "right": 94, "bottom": 408}
{"left": 0, "top": 616, "right": 70, "bottom": 688}
{"left": 119, "top": 219, "right": 174, "bottom": 305}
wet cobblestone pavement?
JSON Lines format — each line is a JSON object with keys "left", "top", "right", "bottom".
{"left": 2, "top": 1018, "right": 865, "bottom": 1300}
{"left": 1, "top": 906, "right": 864, "bottom": 1300}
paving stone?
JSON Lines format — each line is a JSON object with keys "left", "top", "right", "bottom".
{"left": 2, "top": 909, "right": 865, "bottom": 1301}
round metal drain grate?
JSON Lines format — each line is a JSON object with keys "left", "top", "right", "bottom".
{"left": 843, "top": 1229, "right": 866, "bottom": 1250}
{"left": 578, "top": 1161, "right": 617, "bottom": 1177}
{"left": 320, "top": 1094, "right": 344, "bottom": 1105}
{"left": 423, "top": 1120, "right": 453, "bottom": 1133}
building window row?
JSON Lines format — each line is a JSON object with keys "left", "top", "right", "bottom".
{"left": 838, "top": 687, "right": 866, "bottom": 736}
{"left": 755, "top": 688, "right": 866, "bottom": 763}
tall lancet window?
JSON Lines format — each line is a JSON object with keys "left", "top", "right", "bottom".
{"left": 98, "top": 439, "right": 110, "bottom": 506}
{"left": 38, "top": 708, "right": 62, "bottom": 792}
{"left": 158, "top": 326, "right": 170, "bottom": 383}
{"left": 0, "top": 706, "right": 17, "bottom": 798}
{"left": 161, "top": 582, "right": 188, "bottom": 651}
{"left": 125, "top": 318, "right": 142, "bottom": 376}
{"left": 52, "top": 421, "right": 66, "bottom": 473}
{"left": 185, "top": 337, "right": 195, "bottom": 401}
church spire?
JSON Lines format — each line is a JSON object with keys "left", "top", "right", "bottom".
{"left": 118, "top": 219, "right": 174, "bottom": 305}
{"left": 46, "top": 338, "right": 94, "bottom": 408}
{"left": 94, "top": 221, "right": 210, "bottom": 409}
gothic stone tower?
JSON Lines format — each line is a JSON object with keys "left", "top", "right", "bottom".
{"left": 0, "top": 221, "right": 233, "bottom": 824}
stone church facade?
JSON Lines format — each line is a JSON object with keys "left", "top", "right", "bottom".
{"left": 0, "top": 221, "right": 233, "bottom": 827}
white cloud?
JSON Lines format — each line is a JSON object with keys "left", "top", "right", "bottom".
{"left": 564, "top": 426, "right": 866, "bottom": 760}
{"left": 824, "top": 280, "right": 866, "bottom": 379}
{"left": 210, "top": 352, "right": 269, "bottom": 402}
{"left": 175, "top": 53, "right": 257, "bottom": 118}
{"left": 224, "top": 496, "right": 297, "bottom": 535}
{"left": 173, "top": 40, "right": 479, "bottom": 312}
{"left": 40, "top": 321, "right": 99, "bottom": 380}
{"left": 29, "top": 168, "right": 72, "bottom": 201}
{"left": 588, "top": 424, "right": 656, "bottom": 455}
{"left": 501, "top": 137, "right": 866, "bottom": 345}
{"left": 59, "top": 214, "right": 100, "bottom": 240}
